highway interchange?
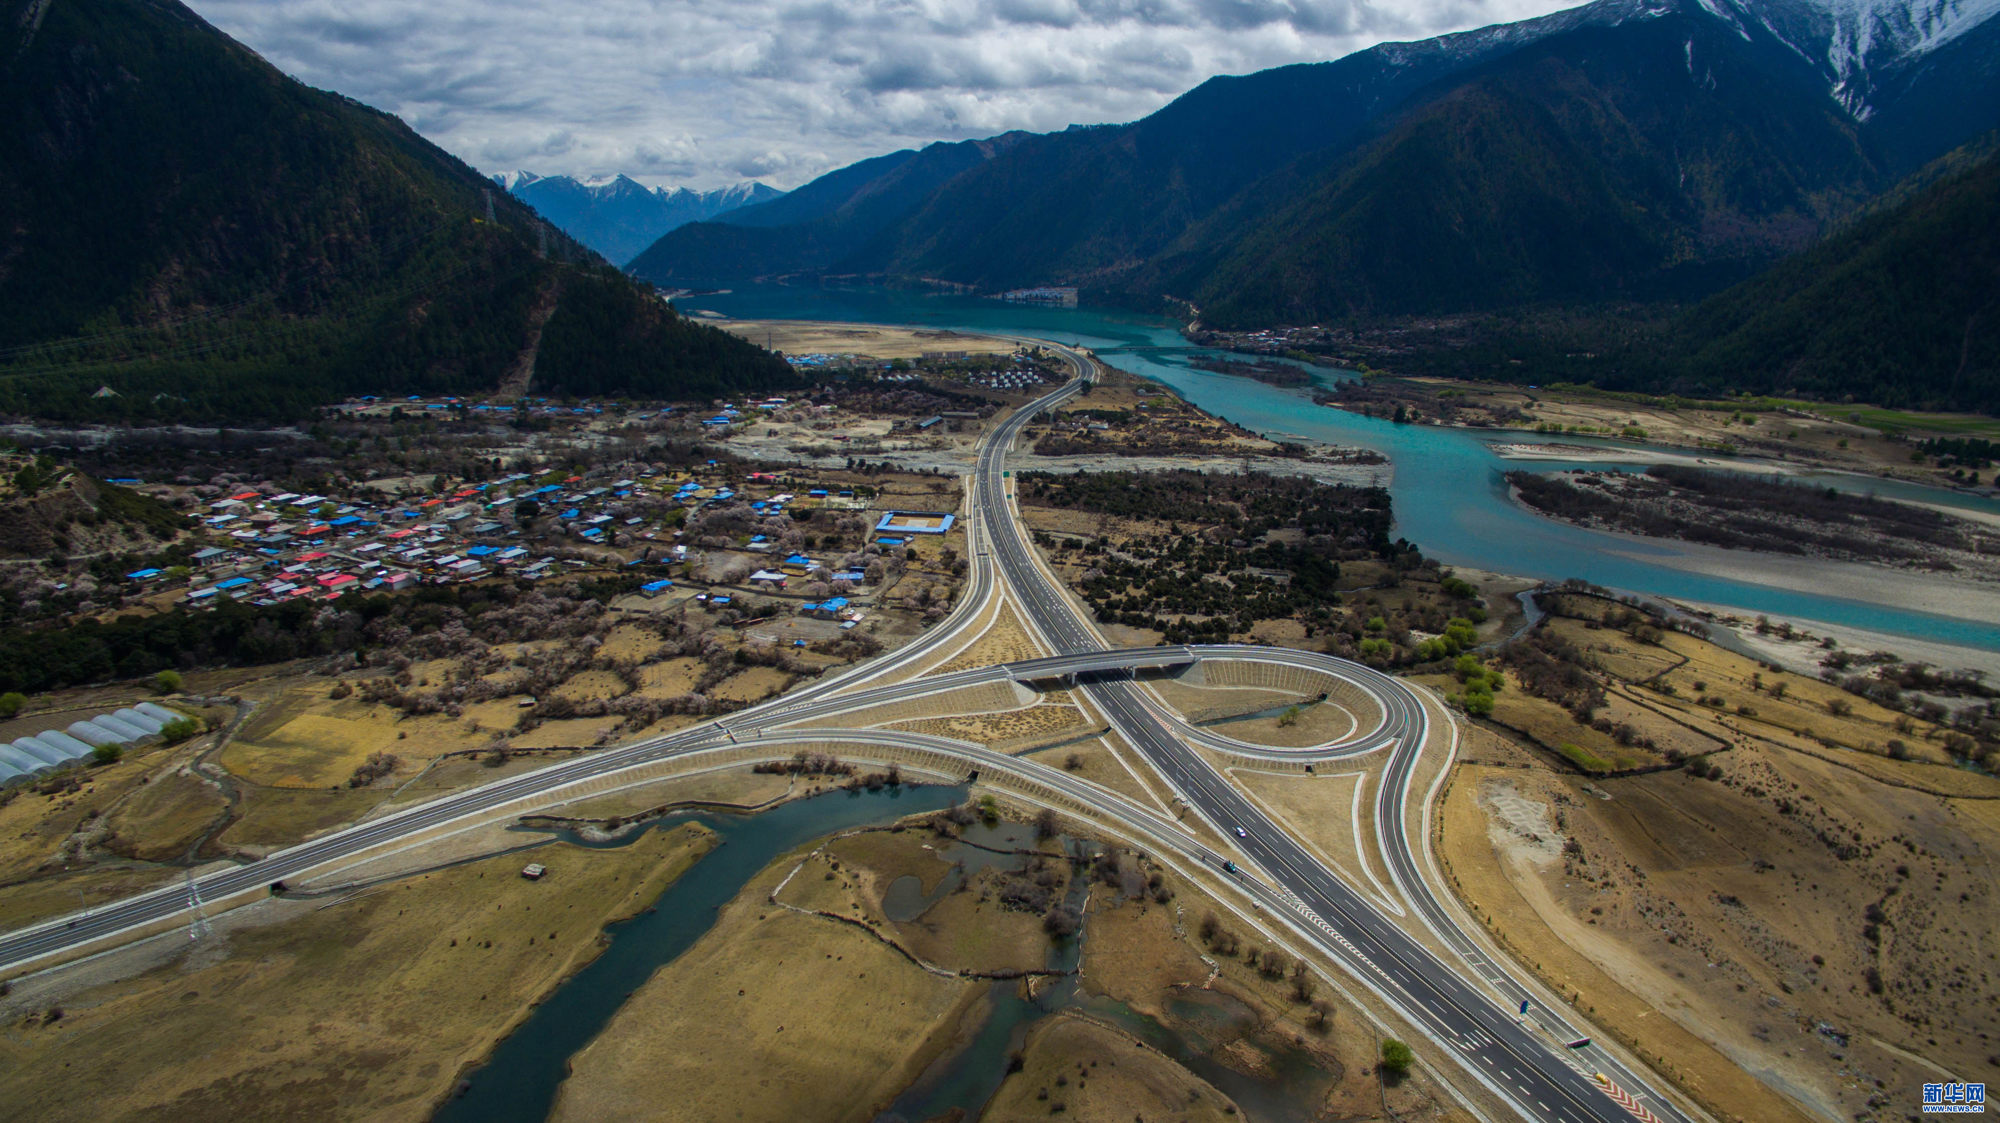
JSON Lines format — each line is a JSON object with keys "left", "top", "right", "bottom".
{"left": 0, "top": 342, "right": 1700, "bottom": 1123}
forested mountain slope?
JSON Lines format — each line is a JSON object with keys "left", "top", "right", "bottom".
{"left": 0, "top": 0, "right": 793, "bottom": 422}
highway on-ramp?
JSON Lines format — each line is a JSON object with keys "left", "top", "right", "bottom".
{"left": 980, "top": 352, "right": 1692, "bottom": 1123}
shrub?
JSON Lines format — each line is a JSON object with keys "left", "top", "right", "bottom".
{"left": 1381, "top": 1039, "right": 1414, "bottom": 1080}
{"left": 151, "top": 669, "right": 183, "bottom": 695}
{"left": 0, "top": 691, "right": 25, "bottom": 718}
{"left": 90, "top": 743, "right": 123, "bottom": 766}
{"left": 159, "top": 717, "right": 200, "bottom": 743}
{"left": 346, "top": 751, "right": 400, "bottom": 788}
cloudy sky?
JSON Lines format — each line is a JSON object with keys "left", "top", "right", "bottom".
{"left": 190, "top": 0, "right": 1579, "bottom": 191}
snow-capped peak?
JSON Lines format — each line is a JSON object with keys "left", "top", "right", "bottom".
{"left": 1710, "top": 0, "right": 1999, "bottom": 115}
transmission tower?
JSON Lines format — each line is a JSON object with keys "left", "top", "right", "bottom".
{"left": 484, "top": 188, "right": 495, "bottom": 223}
{"left": 184, "top": 870, "right": 211, "bottom": 942}
{"left": 537, "top": 221, "right": 548, "bottom": 259}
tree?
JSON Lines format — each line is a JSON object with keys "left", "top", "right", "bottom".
{"left": 1034, "top": 807, "right": 1060, "bottom": 840}
{"left": 1380, "top": 1039, "right": 1414, "bottom": 1081}
{"left": 0, "top": 692, "right": 24, "bottom": 718}
{"left": 1043, "top": 904, "right": 1081, "bottom": 939}
{"left": 90, "top": 743, "right": 123, "bottom": 766}
{"left": 151, "top": 669, "right": 183, "bottom": 695}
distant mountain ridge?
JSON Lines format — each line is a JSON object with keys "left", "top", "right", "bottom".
{"left": 499, "top": 173, "right": 782, "bottom": 266}
{"left": 626, "top": 134, "right": 1030, "bottom": 283}
{"left": 629, "top": 0, "right": 1997, "bottom": 331}
{"left": 0, "top": 0, "right": 794, "bottom": 423}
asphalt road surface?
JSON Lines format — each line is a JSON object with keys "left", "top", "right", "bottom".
{"left": 980, "top": 353, "right": 1689, "bottom": 1123}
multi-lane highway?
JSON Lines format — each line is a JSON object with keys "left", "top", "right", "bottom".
{"left": 977, "top": 350, "right": 1691, "bottom": 1123}
{"left": 0, "top": 339, "right": 1696, "bottom": 1123}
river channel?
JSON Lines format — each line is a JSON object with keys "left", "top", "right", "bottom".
{"left": 433, "top": 784, "right": 963, "bottom": 1123}
{"left": 677, "top": 285, "right": 2000, "bottom": 650}
{"left": 433, "top": 786, "right": 1346, "bottom": 1122}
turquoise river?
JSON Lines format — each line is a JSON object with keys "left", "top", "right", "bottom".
{"left": 682, "top": 286, "right": 2000, "bottom": 652}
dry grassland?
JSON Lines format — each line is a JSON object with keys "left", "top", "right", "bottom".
{"left": 714, "top": 320, "right": 1014, "bottom": 360}
{"left": 711, "top": 665, "right": 793, "bottom": 704}
{"left": 1022, "top": 738, "right": 1171, "bottom": 813}
{"left": 459, "top": 697, "right": 531, "bottom": 733}
{"left": 548, "top": 669, "right": 629, "bottom": 703}
{"left": 620, "top": 713, "right": 706, "bottom": 742}
{"left": 1208, "top": 700, "right": 1358, "bottom": 748}
{"left": 1455, "top": 380, "right": 1991, "bottom": 483}
{"left": 1078, "top": 891, "right": 1213, "bottom": 1016}
{"left": 808, "top": 829, "right": 1057, "bottom": 974}
{"left": 0, "top": 824, "right": 716, "bottom": 1123}
{"left": 509, "top": 716, "right": 621, "bottom": 749}
{"left": 816, "top": 680, "right": 1029, "bottom": 729}
{"left": 223, "top": 690, "right": 485, "bottom": 788}
{"left": 549, "top": 768, "right": 795, "bottom": 821}
{"left": 982, "top": 1014, "right": 1239, "bottom": 1122}
{"left": 635, "top": 656, "right": 704, "bottom": 697}
{"left": 99, "top": 769, "right": 228, "bottom": 862}
{"left": 1082, "top": 870, "right": 1470, "bottom": 1122}
{"left": 933, "top": 603, "right": 1047, "bottom": 674}
{"left": 597, "top": 624, "right": 668, "bottom": 663}
{"left": 1229, "top": 768, "right": 1378, "bottom": 898}
{"left": 1450, "top": 600, "right": 1990, "bottom": 783}
{"left": 384, "top": 751, "right": 591, "bottom": 802}
{"left": 0, "top": 751, "right": 170, "bottom": 877}
{"left": 1148, "top": 680, "right": 1301, "bottom": 723}
{"left": 216, "top": 786, "right": 394, "bottom": 850}
{"left": 889, "top": 703, "right": 1095, "bottom": 751}
{"left": 1440, "top": 735, "right": 2000, "bottom": 1123}
{"left": 551, "top": 867, "right": 971, "bottom": 1123}
{"left": 222, "top": 712, "right": 404, "bottom": 786}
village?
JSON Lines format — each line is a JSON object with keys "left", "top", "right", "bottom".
{"left": 143, "top": 434, "right": 964, "bottom": 642}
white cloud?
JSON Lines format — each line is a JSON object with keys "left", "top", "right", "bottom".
{"left": 188, "top": 0, "right": 1580, "bottom": 190}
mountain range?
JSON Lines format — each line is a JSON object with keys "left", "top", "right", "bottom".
{"left": 628, "top": 0, "right": 1998, "bottom": 407}
{"left": 497, "top": 173, "right": 782, "bottom": 266}
{"left": 0, "top": 0, "right": 793, "bottom": 424}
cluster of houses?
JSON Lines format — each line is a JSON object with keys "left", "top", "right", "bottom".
{"left": 140, "top": 477, "right": 612, "bottom": 607}
{"left": 132, "top": 462, "right": 927, "bottom": 616}
{"left": 962, "top": 359, "right": 1058, "bottom": 393}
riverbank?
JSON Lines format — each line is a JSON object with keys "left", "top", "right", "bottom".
{"left": 709, "top": 318, "right": 1018, "bottom": 361}
{"left": 1312, "top": 370, "right": 2000, "bottom": 493}
{"left": 1509, "top": 468, "right": 2000, "bottom": 589}
{"left": 1680, "top": 603, "right": 2000, "bottom": 683}
{"left": 1488, "top": 441, "right": 1796, "bottom": 470}
{"left": 1597, "top": 527, "right": 2000, "bottom": 633}
{"left": 0, "top": 823, "right": 717, "bottom": 1122}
